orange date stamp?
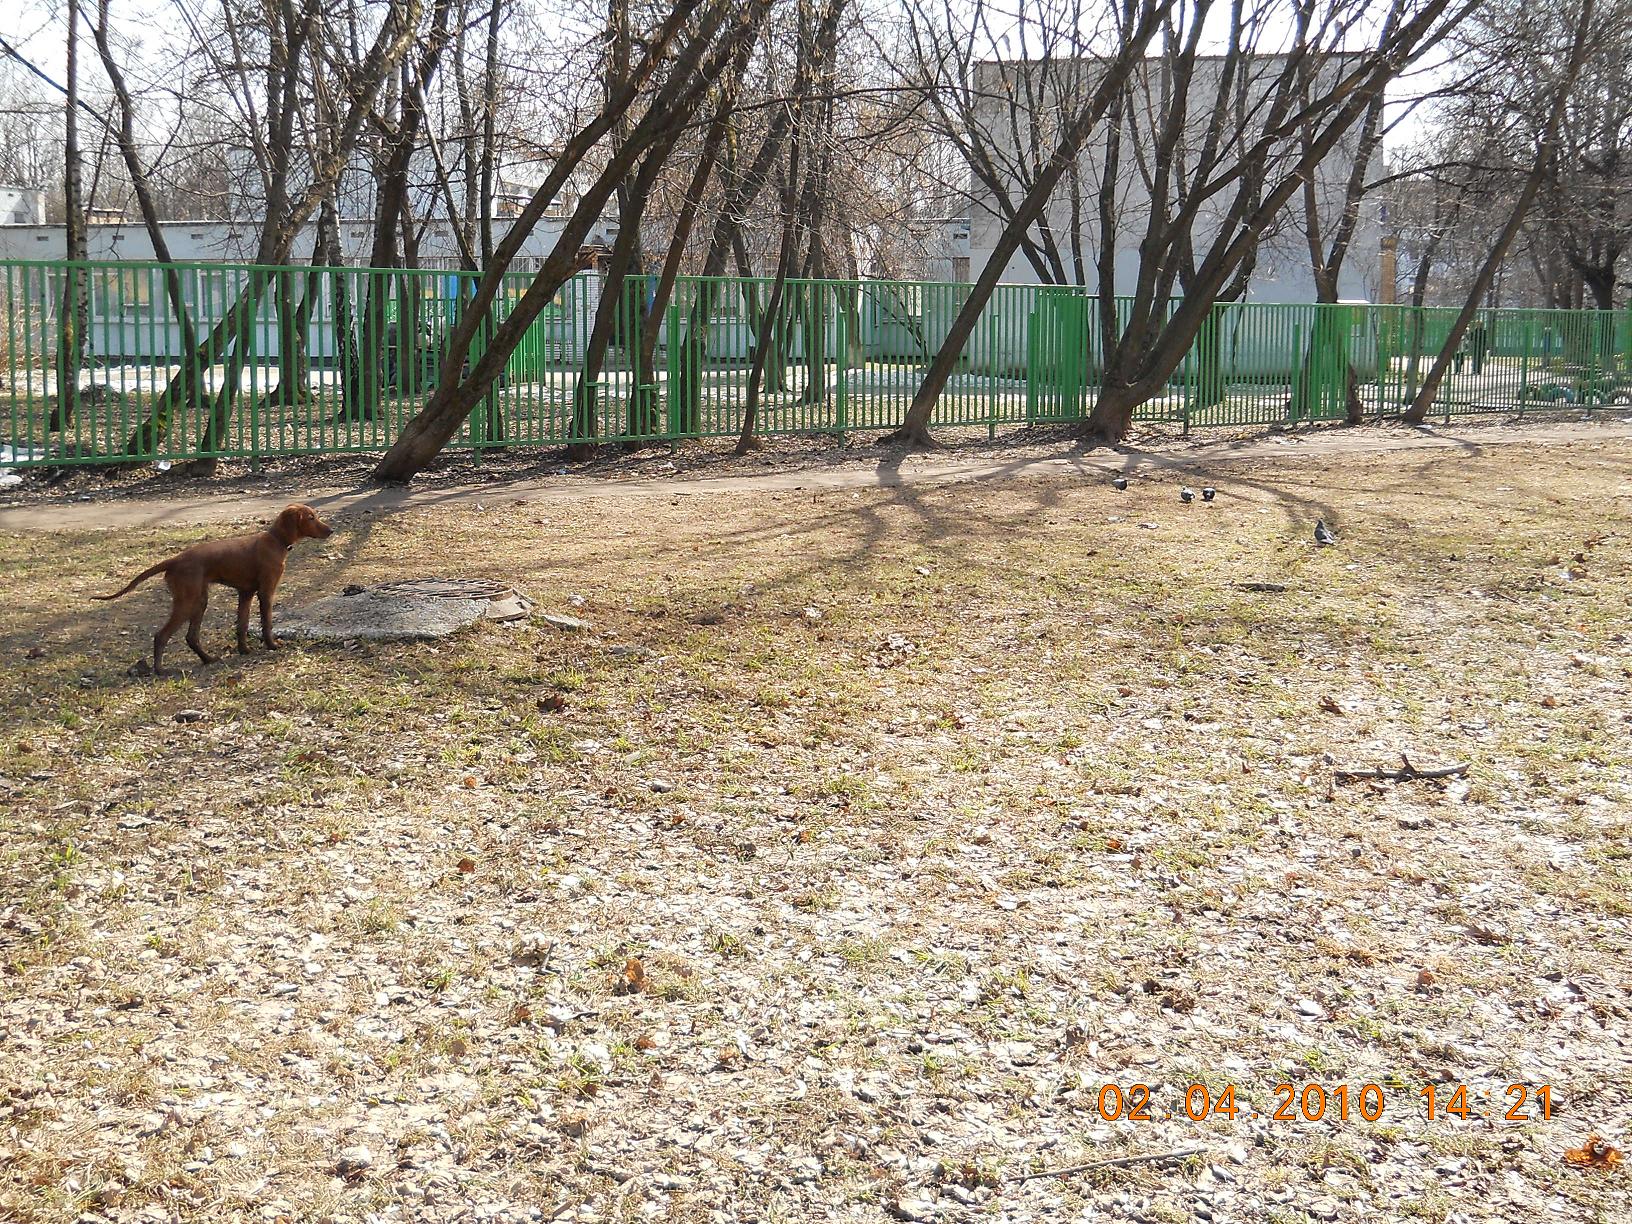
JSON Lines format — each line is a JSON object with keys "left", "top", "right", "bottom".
{"left": 1093, "top": 1082, "right": 1555, "bottom": 1124}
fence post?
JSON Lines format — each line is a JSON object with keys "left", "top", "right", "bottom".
{"left": 835, "top": 287, "right": 849, "bottom": 436}
{"left": 1518, "top": 316, "right": 1532, "bottom": 413}
{"left": 1290, "top": 322, "right": 1302, "bottom": 424}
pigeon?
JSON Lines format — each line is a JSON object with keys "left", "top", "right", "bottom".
{"left": 1112, "top": 476, "right": 1128, "bottom": 491}
{"left": 1180, "top": 486, "right": 1195, "bottom": 504}
{"left": 1201, "top": 486, "right": 1216, "bottom": 502}
{"left": 1314, "top": 519, "right": 1337, "bottom": 546}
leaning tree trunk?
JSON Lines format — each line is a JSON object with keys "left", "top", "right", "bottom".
{"left": 194, "top": 271, "right": 273, "bottom": 456}
{"left": 570, "top": 258, "right": 641, "bottom": 460}
{"left": 123, "top": 278, "right": 260, "bottom": 456}
{"left": 735, "top": 271, "right": 792, "bottom": 454}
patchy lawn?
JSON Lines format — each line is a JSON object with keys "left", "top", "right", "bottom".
{"left": 2, "top": 437, "right": 1630, "bottom": 1224}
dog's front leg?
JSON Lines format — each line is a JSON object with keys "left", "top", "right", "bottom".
{"left": 259, "top": 585, "right": 280, "bottom": 650}
{"left": 237, "top": 591, "right": 255, "bottom": 654}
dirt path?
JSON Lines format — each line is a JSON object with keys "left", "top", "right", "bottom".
{"left": 4, "top": 418, "right": 1630, "bottom": 532}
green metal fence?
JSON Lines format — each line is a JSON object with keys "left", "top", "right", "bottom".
{"left": 4, "top": 257, "right": 1631, "bottom": 469}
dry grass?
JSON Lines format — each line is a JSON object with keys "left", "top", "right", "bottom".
{"left": 1, "top": 437, "right": 1630, "bottom": 1223}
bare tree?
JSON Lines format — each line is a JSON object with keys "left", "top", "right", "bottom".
{"left": 373, "top": 0, "right": 774, "bottom": 481}
{"left": 880, "top": 0, "right": 1175, "bottom": 445}
{"left": 91, "top": 0, "right": 421, "bottom": 467}
{"left": 1404, "top": 0, "right": 1597, "bottom": 422}
{"left": 888, "top": 0, "right": 1474, "bottom": 447}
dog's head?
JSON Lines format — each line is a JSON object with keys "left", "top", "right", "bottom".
{"left": 276, "top": 503, "right": 334, "bottom": 542}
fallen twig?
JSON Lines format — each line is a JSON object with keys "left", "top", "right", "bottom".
{"left": 1332, "top": 753, "right": 1469, "bottom": 783}
{"left": 1009, "top": 1147, "right": 1208, "bottom": 1182}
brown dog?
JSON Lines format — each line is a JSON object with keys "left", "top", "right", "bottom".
{"left": 94, "top": 503, "right": 333, "bottom": 672}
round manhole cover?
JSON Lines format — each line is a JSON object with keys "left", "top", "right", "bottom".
{"left": 371, "top": 578, "right": 515, "bottom": 601}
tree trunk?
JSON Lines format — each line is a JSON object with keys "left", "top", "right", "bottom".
{"left": 1400, "top": 230, "right": 1443, "bottom": 402}
{"left": 630, "top": 56, "right": 744, "bottom": 444}
{"left": 736, "top": 270, "right": 791, "bottom": 455}
{"left": 266, "top": 269, "right": 314, "bottom": 408}
{"left": 570, "top": 264, "right": 636, "bottom": 459}
{"left": 194, "top": 271, "right": 273, "bottom": 456}
{"left": 52, "top": 0, "right": 90, "bottom": 437}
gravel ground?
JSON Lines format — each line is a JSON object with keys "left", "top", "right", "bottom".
{"left": 1, "top": 435, "right": 1629, "bottom": 1223}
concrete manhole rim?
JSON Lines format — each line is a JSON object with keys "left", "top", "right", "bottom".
{"left": 281, "top": 577, "right": 537, "bottom": 641}
{"left": 366, "top": 577, "right": 517, "bottom": 601}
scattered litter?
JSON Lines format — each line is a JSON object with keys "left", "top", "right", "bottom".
{"left": 1563, "top": 1136, "right": 1623, "bottom": 1170}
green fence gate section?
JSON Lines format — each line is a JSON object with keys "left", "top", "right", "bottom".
{"left": 4, "top": 255, "right": 1632, "bottom": 469}
{"left": 1027, "top": 289, "right": 1092, "bottom": 421}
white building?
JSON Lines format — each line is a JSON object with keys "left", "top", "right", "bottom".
{"left": 0, "top": 212, "right": 626, "bottom": 369}
{"left": 966, "top": 55, "right": 1382, "bottom": 303}
{"left": 0, "top": 185, "right": 46, "bottom": 226}
{"left": 0, "top": 213, "right": 616, "bottom": 269}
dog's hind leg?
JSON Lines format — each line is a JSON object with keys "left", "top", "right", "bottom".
{"left": 153, "top": 603, "right": 188, "bottom": 673}
{"left": 185, "top": 590, "right": 216, "bottom": 664}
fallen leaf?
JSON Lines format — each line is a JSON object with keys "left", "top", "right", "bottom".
{"left": 634, "top": 1032, "right": 657, "bottom": 1052}
{"left": 1463, "top": 922, "right": 1508, "bottom": 946}
{"left": 509, "top": 1004, "right": 533, "bottom": 1025}
{"left": 1319, "top": 695, "right": 1343, "bottom": 715}
{"left": 1563, "top": 1136, "right": 1623, "bottom": 1170}
{"left": 1160, "top": 988, "right": 1197, "bottom": 1013}
{"left": 1315, "top": 935, "right": 1377, "bottom": 965}
{"left": 457, "top": 856, "right": 476, "bottom": 873}
{"left": 617, "top": 957, "right": 646, "bottom": 995}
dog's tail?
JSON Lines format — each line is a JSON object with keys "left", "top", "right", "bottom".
{"left": 91, "top": 558, "right": 173, "bottom": 601}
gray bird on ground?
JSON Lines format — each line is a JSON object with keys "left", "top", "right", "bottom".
{"left": 1112, "top": 476, "right": 1128, "bottom": 491}
{"left": 1314, "top": 519, "right": 1337, "bottom": 546}
{"left": 1201, "top": 486, "right": 1216, "bottom": 502}
{"left": 1180, "top": 486, "right": 1195, "bottom": 503}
